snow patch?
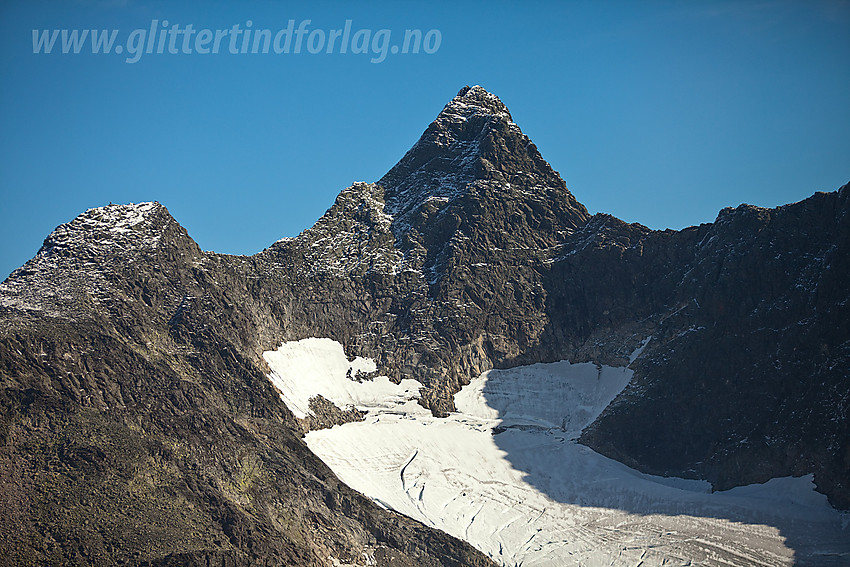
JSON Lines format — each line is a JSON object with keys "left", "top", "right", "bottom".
{"left": 263, "top": 338, "right": 421, "bottom": 419}
{"left": 629, "top": 335, "right": 652, "bottom": 364}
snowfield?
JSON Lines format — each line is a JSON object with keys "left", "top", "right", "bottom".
{"left": 264, "top": 338, "right": 850, "bottom": 566}
{"left": 264, "top": 338, "right": 421, "bottom": 419}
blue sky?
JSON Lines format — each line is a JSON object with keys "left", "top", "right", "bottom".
{"left": 1, "top": 0, "right": 848, "bottom": 279}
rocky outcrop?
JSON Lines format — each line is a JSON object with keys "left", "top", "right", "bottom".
{"left": 300, "top": 395, "right": 366, "bottom": 434}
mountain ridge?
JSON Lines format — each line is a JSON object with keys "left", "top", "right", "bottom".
{"left": 1, "top": 86, "right": 848, "bottom": 565}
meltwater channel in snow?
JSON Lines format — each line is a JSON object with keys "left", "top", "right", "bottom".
{"left": 264, "top": 338, "right": 850, "bottom": 567}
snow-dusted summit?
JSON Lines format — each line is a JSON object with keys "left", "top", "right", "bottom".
{"left": 0, "top": 202, "right": 188, "bottom": 317}
{"left": 379, "top": 86, "right": 587, "bottom": 231}
{"left": 41, "top": 202, "right": 167, "bottom": 254}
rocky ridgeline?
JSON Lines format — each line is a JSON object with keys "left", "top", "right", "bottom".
{"left": 0, "top": 86, "right": 848, "bottom": 565}
{"left": 0, "top": 198, "right": 493, "bottom": 565}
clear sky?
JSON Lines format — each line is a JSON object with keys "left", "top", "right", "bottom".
{"left": 1, "top": 0, "right": 848, "bottom": 279}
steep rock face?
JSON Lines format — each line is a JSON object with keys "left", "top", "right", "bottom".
{"left": 0, "top": 203, "right": 495, "bottom": 566}
{"left": 579, "top": 187, "right": 850, "bottom": 508}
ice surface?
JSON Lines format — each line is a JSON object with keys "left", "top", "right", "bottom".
{"left": 265, "top": 339, "right": 850, "bottom": 566}
{"left": 455, "top": 361, "right": 632, "bottom": 439}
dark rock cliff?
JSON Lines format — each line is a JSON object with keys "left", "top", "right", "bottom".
{"left": 577, "top": 189, "right": 850, "bottom": 508}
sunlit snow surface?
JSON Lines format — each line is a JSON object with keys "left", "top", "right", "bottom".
{"left": 264, "top": 339, "right": 850, "bottom": 566}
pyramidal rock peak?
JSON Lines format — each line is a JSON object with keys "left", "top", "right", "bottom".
{"left": 379, "top": 86, "right": 587, "bottom": 231}
{"left": 0, "top": 86, "right": 848, "bottom": 566}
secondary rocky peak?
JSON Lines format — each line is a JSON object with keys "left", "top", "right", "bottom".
{"left": 0, "top": 201, "right": 202, "bottom": 322}
{"left": 41, "top": 202, "right": 167, "bottom": 254}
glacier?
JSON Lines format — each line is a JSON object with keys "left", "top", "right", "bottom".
{"left": 264, "top": 338, "right": 850, "bottom": 566}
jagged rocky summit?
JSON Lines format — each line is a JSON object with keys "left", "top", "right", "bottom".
{"left": 0, "top": 85, "right": 848, "bottom": 565}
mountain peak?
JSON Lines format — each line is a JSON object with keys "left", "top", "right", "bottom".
{"left": 440, "top": 85, "right": 512, "bottom": 122}
{"left": 40, "top": 201, "right": 168, "bottom": 256}
{"left": 377, "top": 86, "right": 587, "bottom": 231}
